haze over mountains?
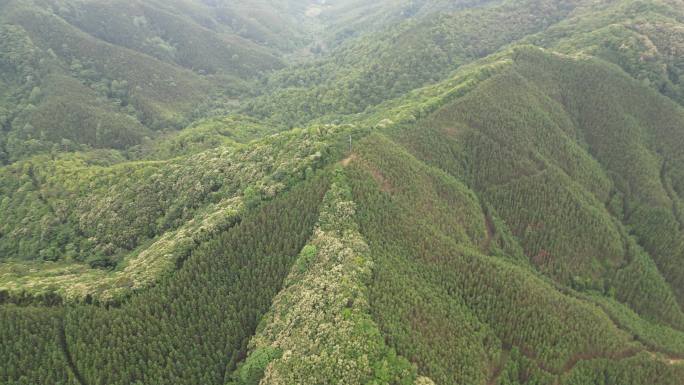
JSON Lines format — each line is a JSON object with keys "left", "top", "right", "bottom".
{"left": 2, "top": 0, "right": 684, "bottom": 384}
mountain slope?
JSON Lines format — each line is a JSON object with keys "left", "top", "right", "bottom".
{"left": 229, "top": 173, "right": 422, "bottom": 385}
{"left": 343, "top": 47, "right": 684, "bottom": 384}
{"left": 246, "top": 0, "right": 684, "bottom": 129}
{"left": 5, "top": 45, "right": 684, "bottom": 385}
{"left": 393, "top": 47, "right": 684, "bottom": 325}
{"left": 524, "top": 0, "right": 684, "bottom": 105}
{"left": 3, "top": 1, "right": 684, "bottom": 385}
{"left": 244, "top": 0, "right": 607, "bottom": 127}
{"left": 0, "top": 121, "right": 337, "bottom": 302}
{"left": 0, "top": 0, "right": 304, "bottom": 164}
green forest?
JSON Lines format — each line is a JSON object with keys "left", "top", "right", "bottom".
{"left": 2, "top": 0, "right": 684, "bottom": 384}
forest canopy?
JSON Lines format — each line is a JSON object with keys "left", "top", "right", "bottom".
{"left": 2, "top": 1, "right": 684, "bottom": 384}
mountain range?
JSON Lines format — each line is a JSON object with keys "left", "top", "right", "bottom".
{"left": 2, "top": 0, "right": 684, "bottom": 384}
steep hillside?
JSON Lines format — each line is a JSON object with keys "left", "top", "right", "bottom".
{"left": 244, "top": 0, "right": 597, "bottom": 127}
{"left": 512, "top": 0, "right": 684, "bottom": 108}
{"left": 392, "top": 47, "right": 684, "bottom": 326}
{"left": 0, "top": 0, "right": 307, "bottom": 164}
{"left": 0, "top": 121, "right": 345, "bottom": 303}
{"left": 4, "top": 45, "right": 684, "bottom": 385}
{"left": 2, "top": 173, "right": 330, "bottom": 385}
{"left": 3, "top": 1, "right": 684, "bottom": 385}
{"left": 344, "top": 47, "right": 684, "bottom": 384}
{"left": 245, "top": 0, "right": 684, "bottom": 129}
{"left": 43, "top": 0, "right": 290, "bottom": 74}
{"left": 228, "top": 173, "right": 422, "bottom": 385}
{"left": 311, "top": 0, "right": 498, "bottom": 47}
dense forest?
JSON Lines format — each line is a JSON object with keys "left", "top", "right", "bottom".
{"left": 2, "top": 0, "right": 684, "bottom": 384}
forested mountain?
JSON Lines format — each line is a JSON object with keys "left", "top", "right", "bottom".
{"left": 2, "top": 0, "right": 684, "bottom": 384}
{"left": 0, "top": 0, "right": 322, "bottom": 163}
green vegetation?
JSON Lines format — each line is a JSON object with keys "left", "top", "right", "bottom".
{"left": 345, "top": 133, "right": 641, "bottom": 384}
{"left": 3, "top": 1, "right": 684, "bottom": 384}
{"left": 388, "top": 46, "right": 684, "bottom": 330}
{"left": 0, "top": 305, "right": 78, "bottom": 385}
{"left": 524, "top": 0, "right": 684, "bottom": 106}
{"left": 1, "top": 172, "right": 329, "bottom": 385}
{"left": 144, "top": 114, "right": 282, "bottom": 159}
{"left": 561, "top": 353, "right": 684, "bottom": 385}
{"left": 245, "top": 0, "right": 587, "bottom": 127}
{"left": 0, "top": 123, "right": 338, "bottom": 302}
{"left": 229, "top": 172, "right": 419, "bottom": 385}
{"left": 0, "top": 0, "right": 321, "bottom": 163}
